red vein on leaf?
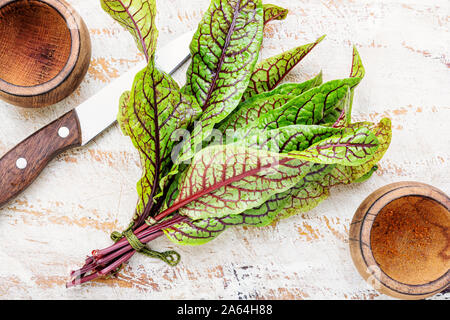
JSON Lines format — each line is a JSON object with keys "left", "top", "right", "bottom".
{"left": 152, "top": 156, "right": 293, "bottom": 222}
{"left": 116, "top": 0, "right": 150, "bottom": 62}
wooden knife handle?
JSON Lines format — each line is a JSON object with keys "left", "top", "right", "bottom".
{"left": 0, "top": 110, "right": 82, "bottom": 207}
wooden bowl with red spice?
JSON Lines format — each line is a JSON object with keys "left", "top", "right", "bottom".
{"left": 349, "top": 181, "right": 449, "bottom": 300}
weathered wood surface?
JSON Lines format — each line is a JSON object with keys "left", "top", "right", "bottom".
{"left": 0, "top": 0, "right": 448, "bottom": 299}
{"left": 0, "top": 0, "right": 92, "bottom": 108}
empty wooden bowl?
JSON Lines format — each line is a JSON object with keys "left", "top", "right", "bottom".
{"left": 349, "top": 181, "right": 449, "bottom": 300}
{"left": 0, "top": 0, "right": 91, "bottom": 108}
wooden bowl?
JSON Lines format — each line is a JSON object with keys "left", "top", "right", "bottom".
{"left": 0, "top": 0, "right": 91, "bottom": 108}
{"left": 349, "top": 181, "right": 449, "bottom": 300}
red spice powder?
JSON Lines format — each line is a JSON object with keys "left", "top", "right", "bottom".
{"left": 370, "top": 196, "right": 449, "bottom": 285}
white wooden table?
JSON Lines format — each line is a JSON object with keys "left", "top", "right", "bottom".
{"left": 0, "top": 0, "right": 448, "bottom": 300}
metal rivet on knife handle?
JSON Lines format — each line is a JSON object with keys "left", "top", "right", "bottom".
{"left": 58, "top": 127, "right": 70, "bottom": 138}
{"left": 16, "top": 158, "right": 27, "bottom": 170}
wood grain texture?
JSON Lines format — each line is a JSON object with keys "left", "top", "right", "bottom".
{"left": 349, "top": 182, "right": 449, "bottom": 300}
{"left": 0, "top": 110, "right": 82, "bottom": 207}
{"left": 0, "top": 0, "right": 449, "bottom": 300}
{"left": 0, "top": 0, "right": 91, "bottom": 108}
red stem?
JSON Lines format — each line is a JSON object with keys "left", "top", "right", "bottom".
{"left": 67, "top": 219, "right": 177, "bottom": 287}
{"left": 96, "top": 231, "right": 164, "bottom": 266}
{"left": 94, "top": 215, "right": 187, "bottom": 259}
{"left": 67, "top": 271, "right": 101, "bottom": 288}
{"left": 99, "top": 251, "right": 136, "bottom": 276}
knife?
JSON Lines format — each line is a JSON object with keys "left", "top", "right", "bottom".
{"left": 0, "top": 31, "right": 194, "bottom": 208}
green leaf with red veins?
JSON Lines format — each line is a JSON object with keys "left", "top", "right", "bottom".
{"left": 271, "top": 165, "right": 334, "bottom": 220}
{"left": 263, "top": 3, "right": 288, "bottom": 24}
{"left": 352, "top": 165, "right": 378, "bottom": 183}
{"left": 164, "top": 187, "right": 293, "bottom": 245}
{"left": 334, "top": 46, "right": 366, "bottom": 127}
{"left": 100, "top": 0, "right": 158, "bottom": 61}
{"left": 163, "top": 178, "right": 312, "bottom": 246}
{"left": 163, "top": 79, "right": 377, "bottom": 230}
{"left": 163, "top": 123, "right": 377, "bottom": 244}
{"left": 350, "top": 46, "right": 365, "bottom": 79}
{"left": 345, "top": 118, "right": 392, "bottom": 181}
{"left": 220, "top": 93, "right": 293, "bottom": 132}
{"left": 269, "top": 71, "right": 323, "bottom": 95}
{"left": 178, "top": 0, "right": 264, "bottom": 162}
{"left": 164, "top": 217, "right": 227, "bottom": 245}
{"left": 268, "top": 163, "right": 355, "bottom": 223}
{"left": 253, "top": 77, "right": 361, "bottom": 132}
{"left": 332, "top": 87, "right": 353, "bottom": 128}
{"left": 163, "top": 159, "right": 362, "bottom": 246}
{"left": 320, "top": 164, "right": 353, "bottom": 187}
{"left": 297, "top": 121, "right": 391, "bottom": 191}
{"left": 243, "top": 35, "right": 325, "bottom": 100}
{"left": 162, "top": 124, "right": 339, "bottom": 244}
{"left": 282, "top": 118, "right": 391, "bottom": 218}
{"left": 160, "top": 166, "right": 187, "bottom": 211}
{"left": 327, "top": 119, "right": 391, "bottom": 184}
{"left": 274, "top": 162, "right": 360, "bottom": 220}
{"left": 169, "top": 145, "right": 313, "bottom": 220}
{"left": 162, "top": 92, "right": 386, "bottom": 246}
{"left": 118, "top": 91, "right": 131, "bottom": 134}
{"left": 163, "top": 119, "right": 386, "bottom": 245}
{"left": 288, "top": 127, "right": 379, "bottom": 166}
{"left": 229, "top": 125, "right": 343, "bottom": 153}
{"left": 118, "top": 60, "right": 201, "bottom": 225}
{"left": 218, "top": 72, "right": 323, "bottom": 132}
{"left": 163, "top": 164, "right": 334, "bottom": 246}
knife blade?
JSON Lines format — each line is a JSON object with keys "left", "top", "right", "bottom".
{"left": 0, "top": 31, "right": 194, "bottom": 208}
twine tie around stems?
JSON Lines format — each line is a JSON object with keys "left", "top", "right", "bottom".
{"left": 110, "top": 228, "right": 180, "bottom": 267}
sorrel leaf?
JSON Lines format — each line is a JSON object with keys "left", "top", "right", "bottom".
{"left": 350, "top": 46, "right": 365, "bottom": 79}
{"left": 221, "top": 93, "right": 294, "bottom": 131}
{"left": 263, "top": 3, "right": 288, "bottom": 24}
{"left": 162, "top": 124, "right": 340, "bottom": 244}
{"left": 169, "top": 145, "right": 313, "bottom": 220}
{"left": 244, "top": 164, "right": 336, "bottom": 217}
{"left": 268, "top": 72, "right": 323, "bottom": 95}
{"left": 332, "top": 87, "right": 352, "bottom": 128}
{"left": 344, "top": 118, "right": 392, "bottom": 181}
{"left": 229, "top": 124, "right": 343, "bottom": 153}
{"left": 163, "top": 185, "right": 298, "bottom": 246}
{"left": 246, "top": 165, "right": 335, "bottom": 223}
{"left": 163, "top": 164, "right": 335, "bottom": 245}
{"left": 288, "top": 127, "right": 379, "bottom": 166}
{"left": 118, "top": 60, "right": 201, "bottom": 225}
{"left": 243, "top": 35, "right": 325, "bottom": 100}
{"left": 347, "top": 45, "right": 366, "bottom": 118}
{"left": 101, "top": 0, "right": 158, "bottom": 61}
{"left": 334, "top": 46, "right": 366, "bottom": 127}
{"left": 218, "top": 72, "right": 323, "bottom": 132}
{"left": 162, "top": 122, "right": 380, "bottom": 243}
{"left": 281, "top": 119, "right": 391, "bottom": 218}
{"left": 178, "top": 0, "right": 264, "bottom": 162}
{"left": 164, "top": 150, "right": 382, "bottom": 246}
{"left": 274, "top": 164, "right": 348, "bottom": 220}
{"left": 330, "top": 121, "right": 383, "bottom": 182}
{"left": 118, "top": 91, "right": 131, "bottom": 134}
{"left": 253, "top": 77, "right": 362, "bottom": 131}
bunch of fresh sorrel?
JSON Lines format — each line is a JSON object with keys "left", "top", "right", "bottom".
{"left": 67, "top": 0, "right": 391, "bottom": 287}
